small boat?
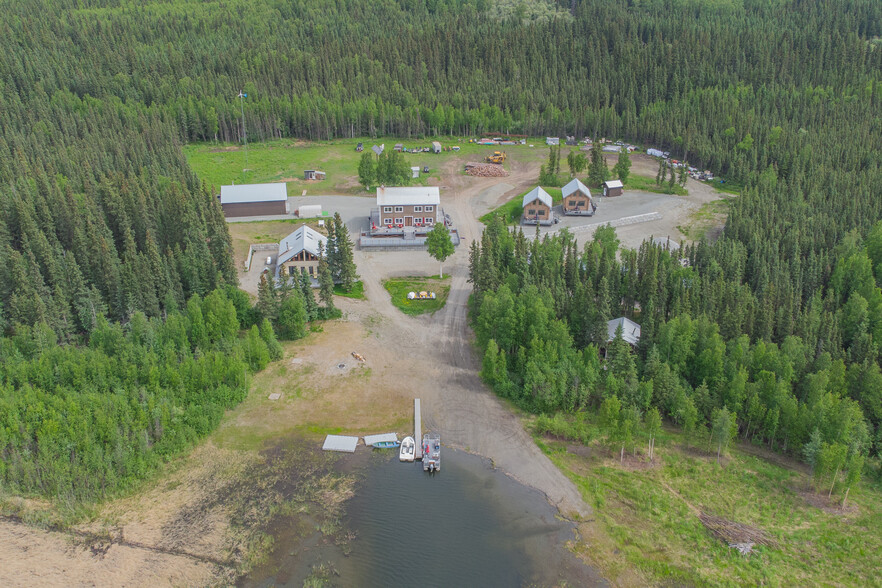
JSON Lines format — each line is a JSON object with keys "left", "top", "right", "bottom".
{"left": 399, "top": 436, "right": 415, "bottom": 462}
{"left": 372, "top": 440, "right": 400, "bottom": 449}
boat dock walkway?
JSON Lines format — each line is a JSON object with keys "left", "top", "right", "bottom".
{"left": 414, "top": 398, "right": 422, "bottom": 459}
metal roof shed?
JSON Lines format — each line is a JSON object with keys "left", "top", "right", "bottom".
{"left": 607, "top": 317, "right": 641, "bottom": 347}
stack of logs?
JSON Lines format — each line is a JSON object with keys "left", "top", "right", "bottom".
{"left": 464, "top": 162, "right": 509, "bottom": 177}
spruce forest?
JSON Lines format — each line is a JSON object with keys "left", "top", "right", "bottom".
{"left": 1, "top": 0, "right": 882, "bottom": 503}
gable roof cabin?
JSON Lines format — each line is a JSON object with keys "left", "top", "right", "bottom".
{"left": 561, "top": 178, "right": 592, "bottom": 201}
{"left": 376, "top": 186, "right": 440, "bottom": 207}
{"left": 277, "top": 225, "right": 328, "bottom": 267}
{"left": 522, "top": 186, "right": 553, "bottom": 209}
{"left": 607, "top": 317, "right": 641, "bottom": 347}
{"left": 220, "top": 183, "right": 288, "bottom": 217}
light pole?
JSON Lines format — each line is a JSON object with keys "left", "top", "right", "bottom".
{"left": 238, "top": 90, "right": 248, "bottom": 173}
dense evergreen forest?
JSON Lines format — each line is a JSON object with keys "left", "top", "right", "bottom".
{"left": 2, "top": 0, "right": 882, "bottom": 500}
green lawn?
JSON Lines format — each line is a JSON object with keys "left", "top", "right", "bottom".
{"left": 333, "top": 281, "right": 365, "bottom": 299}
{"left": 624, "top": 173, "right": 688, "bottom": 196}
{"left": 532, "top": 414, "right": 882, "bottom": 587}
{"left": 479, "top": 186, "right": 563, "bottom": 225}
{"left": 382, "top": 276, "right": 451, "bottom": 316}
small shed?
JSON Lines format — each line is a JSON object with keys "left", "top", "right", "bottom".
{"left": 546, "top": 137, "right": 560, "bottom": 146}
{"left": 522, "top": 186, "right": 554, "bottom": 226}
{"left": 393, "top": 143, "right": 404, "bottom": 152}
{"left": 607, "top": 317, "right": 641, "bottom": 347}
{"left": 411, "top": 166, "right": 420, "bottom": 179}
{"left": 304, "top": 170, "right": 326, "bottom": 180}
{"left": 603, "top": 179, "right": 624, "bottom": 197}
{"left": 432, "top": 141, "right": 442, "bottom": 154}
{"left": 646, "top": 148, "right": 665, "bottom": 158}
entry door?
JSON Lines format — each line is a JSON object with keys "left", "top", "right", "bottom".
{"left": 405, "top": 216, "right": 413, "bottom": 226}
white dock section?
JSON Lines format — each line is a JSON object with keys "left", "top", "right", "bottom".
{"left": 414, "top": 398, "right": 422, "bottom": 459}
{"left": 363, "top": 433, "right": 398, "bottom": 447}
{"left": 322, "top": 435, "right": 359, "bottom": 453}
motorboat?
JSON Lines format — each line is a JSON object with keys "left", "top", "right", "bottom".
{"left": 399, "top": 436, "right": 415, "bottom": 462}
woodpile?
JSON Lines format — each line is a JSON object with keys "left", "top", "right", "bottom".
{"left": 464, "top": 162, "right": 508, "bottom": 177}
{"left": 699, "top": 512, "right": 779, "bottom": 553}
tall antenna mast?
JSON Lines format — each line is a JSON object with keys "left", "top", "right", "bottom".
{"left": 238, "top": 90, "right": 248, "bottom": 173}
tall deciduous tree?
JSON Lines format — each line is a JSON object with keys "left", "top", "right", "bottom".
{"left": 426, "top": 222, "right": 455, "bottom": 278}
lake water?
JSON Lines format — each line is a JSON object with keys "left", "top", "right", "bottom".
{"left": 243, "top": 448, "right": 605, "bottom": 587}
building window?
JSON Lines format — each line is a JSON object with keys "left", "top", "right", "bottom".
{"left": 383, "top": 218, "right": 392, "bottom": 225}
{"left": 425, "top": 206, "right": 433, "bottom": 212}
{"left": 394, "top": 218, "right": 403, "bottom": 224}
{"left": 308, "top": 265, "right": 315, "bottom": 276}
{"left": 394, "top": 206, "right": 404, "bottom": 212}
{"left": 383, "top": 206, "right": 392, "bottom": 213}
{"left": 414, "top": 217, "right": 422, "bottom": 224}
{"left": 289, "top": 266, "right": 297, "bottom": 276}
{"left": 528, "top": 209, "right": 536, "bottom": 215}
{"left": 414, "top": 206, "right": 423, "bottom": 212}
{"left": 424, "top": 217, "right": 433, "bottom": 225}
{"left": 577, "top": 200, "right": 585, "bottom": 207}
{"left": 300, "top": 266, "right": 307, "bottom": 275}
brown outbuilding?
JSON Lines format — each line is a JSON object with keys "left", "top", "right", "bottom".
{"left": 220, "top": 183, "right": 289, "bottom": 217}
{"left": 522, "top": 186, "right": 554, "bottom": 226}
{"left": 561, "top": 178, "right": 596, "bottom": 216}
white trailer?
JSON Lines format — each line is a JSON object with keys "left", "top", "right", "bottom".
{"left": 297, "top": 204, "right": 322, "bottom": 218}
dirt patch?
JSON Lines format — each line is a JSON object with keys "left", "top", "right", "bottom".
{"left": 797, "top": 488, "right": 860, "bottom": 516}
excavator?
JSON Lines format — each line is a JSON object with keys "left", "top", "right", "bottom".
{"left": 484, "top": 151, "right": 507, "bottom": 164}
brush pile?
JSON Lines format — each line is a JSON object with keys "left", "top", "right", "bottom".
{"left": 699, "top": 512, "right": 779, "bottom": 554}
{"left": 464, "top": 162, "right": 508, "bottom": 177}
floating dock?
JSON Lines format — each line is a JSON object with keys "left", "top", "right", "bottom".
{"left": 322, "top": 435, "right": 359, "bottom": 453}
{"left": 414, "top": 398, "right": 422, "bottom": 460}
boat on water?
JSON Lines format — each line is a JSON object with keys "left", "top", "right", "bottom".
{"left": 399, "top": 436, "right": 415, "bottom": 462}
{"left": 422, "top": 433, "right": 441, "bottom": 472}
{"left": 372, "top": 440, "right": 400, "bottom": 449}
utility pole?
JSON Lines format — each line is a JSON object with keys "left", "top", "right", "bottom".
{"left": 238, "top": 90, "right": 248, "bottom": 173}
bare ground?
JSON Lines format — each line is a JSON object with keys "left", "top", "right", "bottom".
{"left": 0, "top": 149, "right": 729, "bottom": 586}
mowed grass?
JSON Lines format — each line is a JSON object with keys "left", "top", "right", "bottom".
{"left": 532, "top": 417, "right": 882, "bottom": 586}
{"left": 383, "top": 276, "right": 451, "bottom": 315}
{"left": 479, "top": 186, "right": 563, "bottom": 225}
{"left": 334, "top": 281, "right": 365, "bottom": 299}
{"left": 184, "top": 138, "right": 545, "bottom": 196}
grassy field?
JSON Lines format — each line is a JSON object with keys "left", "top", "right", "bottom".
{"left": 531, "top": 414, "right": 882, "bottom": 586}
{"left": 678, "top": 198, "right": 732, "bottom": 241}
{"left": 624, "top": 173, "right": 688, "bottom": 196}
{"left": 383, "top": 276, "right": 451, "bottom": 316}
{"left": 479, "top": 186, "right": 563, "bottom": 225}
{"left": 184, "top": 137, "right": 550, "bottom": 196}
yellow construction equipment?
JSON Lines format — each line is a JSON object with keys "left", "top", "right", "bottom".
{"left": 485, "top": 151, "right": 506, "bottom": 164}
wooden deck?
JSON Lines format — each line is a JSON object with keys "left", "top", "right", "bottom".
{"left": 414, "top": 398, "right": 422, "bottom": 459}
